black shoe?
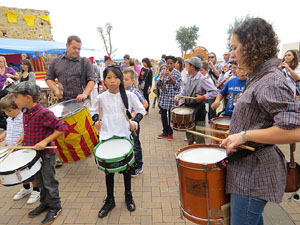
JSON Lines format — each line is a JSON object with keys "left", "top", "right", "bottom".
{"left": 28, "top": 205, "right": 48, "bottom": 218}
{"left": 125, "top": 192, "right": 136, "bottom": 212}
{"left": 41, "top": 208, "right": 62, "bottom": 225}
{"left": 98, "top": 197, "right": 115, "bottom": 218}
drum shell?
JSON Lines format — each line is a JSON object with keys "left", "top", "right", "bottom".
{"left": 211, "top": 116, "right": 231, "bottom": 143}
{"left": 0, "top": 149, "right": 41, "bottom": 186}
{"left": 171, "top": 106, "right": 195, "bottom": 131}
{"left": 175, "top": 144, "right": 229, "bottom": 225}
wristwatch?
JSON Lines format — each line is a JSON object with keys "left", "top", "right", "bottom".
{"left": 240, "top": 131, "right": 247, "bottom": 142}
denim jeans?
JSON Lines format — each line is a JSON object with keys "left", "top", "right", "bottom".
{"left": 132, "top": 125, "right": 143, "bottom": 169}
{"left": 159, "top": 107, "right": 172, "bottom": 135}
{"left": 231, "top": 194, "right": 267, "bottom": 225}
{"left": 35, "top": 154, "right": 61, "bottom": 209}
{"left": 207, "top": 98, "right": 217, "bottom": 121}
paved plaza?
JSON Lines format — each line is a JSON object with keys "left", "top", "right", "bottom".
{"left": 0, "top": 101, "right": 300, "bottom": 225}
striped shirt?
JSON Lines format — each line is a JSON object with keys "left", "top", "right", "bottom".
{"left": 45, "top": 53, "right": 96, "bottom": 101}
{"left": 227, "top": 58, "right": 300, "bottom": 203}
{"left": 6, "top": 113, "right": 23, "bottom": 146}
{"left": 157, "top": 68, "right": 181, "bottom": 110}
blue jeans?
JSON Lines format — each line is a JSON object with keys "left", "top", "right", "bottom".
{"left": 207, "top": 98, "right": 217, "bottom": 121}
{"left": 132, "top": 125, "right": 143, "bottom": 169}
{"left": 231, "top": 194, "right": 267, "bottom": 225}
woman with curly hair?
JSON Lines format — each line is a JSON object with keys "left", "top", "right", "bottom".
{"left": 222, "top": 18, "right": 300, "bottom": 225}
{"left": 278, "top": 49, "right": 300, "bottom": 97}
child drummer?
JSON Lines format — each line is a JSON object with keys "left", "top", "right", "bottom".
{"left": 90, "top": 66, "right": 146, "bottom": 218}
{"left": 175, "top": 57, "right": 218, "bottom": 145}
{"left": 7, "top": 81, "right": 68, "bottom": 225}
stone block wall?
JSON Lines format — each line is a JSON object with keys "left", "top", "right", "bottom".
{"left": 0, "top": 6, "right": 53, "bottom": 40}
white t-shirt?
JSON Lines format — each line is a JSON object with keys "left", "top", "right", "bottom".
{"left": 6, "top": 113, "right": 23, "bottom": 146}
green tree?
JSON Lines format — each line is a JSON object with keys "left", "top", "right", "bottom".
{"left": 97, "top": 23, "right": 117, "bottom": 56}
{"left": 227, "top": 14, "right": 252, "bottom": 51}
{"left": 176, "top": 25, "right": 199, "bottom": 57}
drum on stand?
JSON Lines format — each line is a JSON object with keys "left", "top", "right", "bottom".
{"left": 0, "top": 148, "right": 41, "bottom": 186}
{"left": 171, "top": 106, "right": 195, "bottom": 131}
{"left": 94, "top": 137, "right": 135, "bottom": 173}
{"left": 36, "top": 80, "right": 56, "bottom": 107}
{"left": 211, "top": 116, "right": 231, "bottom": 143}
{"left": 48, "top": 99, "right": 99, "bottom": 163}
{"left": 175, "top": 144, "right": 229, "bottom": 225}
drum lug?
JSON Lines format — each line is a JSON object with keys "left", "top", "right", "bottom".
{"left": 16, "top": 170, "right": 22, "bottom": 181}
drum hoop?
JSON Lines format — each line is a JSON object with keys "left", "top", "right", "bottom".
{"left": 171, "top": 106, "right": 194, "bottom": 115}
{"left": 178, "top": 163, "right": 222, "bottom": 171}
{"left": 93, "top": 136, "right": 133, "bottom": 162}
{"left": 96, "top": 156, "right": 135, "bottom": 173}
{"left": 0, "top": 150, "right": 40, "bottom": 175}
{"left": 48, "top": 99, "right": 90, "bottom": 118}
{"left": 211, "top": 116, "right": 231, "bottom": 128}
{"left": 180, "top": 205, "right": 224, "bottom": 222}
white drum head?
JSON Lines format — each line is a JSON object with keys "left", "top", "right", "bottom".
{"left": 0, "top": 149, "right": 37, "bottom": 172}
{"left": 214, "top": 118, "right": 231, "bottom": 126}
{"left": 178, "top": 147, "right": 226, "bottom": 164}
{"left": 95, "top": 139, "right": 132, "bottom": 159}
{"left": 49, "top": 99, "right": 89, "bottom": 118}
{"left": 172, "top": 107, "right": 193, "bottom": 115}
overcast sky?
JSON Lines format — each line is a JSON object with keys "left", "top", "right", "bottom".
{"left": 2, "top": 0, "right": 300, "bottom": 60}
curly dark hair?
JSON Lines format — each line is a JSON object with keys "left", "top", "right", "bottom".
{"left": 233, "top": 17, "right": 279, "bottom": 73}
{"left": 282, "top": 50, "right": 299, "bottom": 70}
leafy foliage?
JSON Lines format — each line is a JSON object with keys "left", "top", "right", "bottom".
{"left": 176, "top": 25, "right": 199, "bottom": 56}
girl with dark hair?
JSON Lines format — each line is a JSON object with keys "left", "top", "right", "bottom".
{"left": 19, "top": 59, "right": 36, "bottom": 83}
{"left": 90, "top": 66, "right": 146, "bottom": 218}
{"left": 278, "top": 50, "right": 300, "bottom": 97}
{"left": 222, "top": 17, "right": 300, "bottom": 225}
{"left": 139, "top": 58, "right": 153, "bottom": 113}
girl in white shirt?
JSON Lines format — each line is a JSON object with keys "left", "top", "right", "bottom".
{"left": 91, "top": 66, "right": 146, "bottom": 218}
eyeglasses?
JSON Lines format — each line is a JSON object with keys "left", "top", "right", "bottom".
{"left": 208, "top": 56, "right": 215, "bottom": 59}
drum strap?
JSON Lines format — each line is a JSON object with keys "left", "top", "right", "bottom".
{"left": 80, "top": 57, "right": 87, "bottom": 89}
{"left": 217, "top": 144, "right": 273, "bottom": 169}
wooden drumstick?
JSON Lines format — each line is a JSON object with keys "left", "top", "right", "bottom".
{"left": 186, "top": 130, "right": 255, "bottom": 151}
{"left": 195, "top": 126, "right": 229, "bottom": 135}
{"left": 122, "top": 109, "right": 137, "bottom": 136}
{"left": 0, "top": 144, "right": 18, "bottom": 163}
{"left": 6, "top": 146, "right": 57, "bottom": 149}
{"left": 176, "top": 95, "right": 196, "bottom": 100}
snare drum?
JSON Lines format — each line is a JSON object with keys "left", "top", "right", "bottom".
{"left": 49, "top": 99, "right": 99, "bottom": 163}
{"left": 171, "top": 106, "right": 195, "bottom": 131}
{"left": 176, "top": 144, "right": 229, "bottom": 225}
{"left": 94, "top": 137, "right": 135, "bottom": 173}
{"left": 0, "top": 148, "right": 41, "bottom": 186}
{"left": 36, "top": 80, "right": 56, "bottom": 107}
{"left": 211, "top": 116, "right": 231, "bottom": 143}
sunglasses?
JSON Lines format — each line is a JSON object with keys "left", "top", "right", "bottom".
{"left": 208, "top": 56, "right": 215, "bottom": 59}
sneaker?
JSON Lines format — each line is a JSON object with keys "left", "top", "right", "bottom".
{"left": 13, "top": 188, "right": 31, "bottom": 201}
{"left": 131, "top": 168, "right": 144, "bottom": 178}
{"left": 41, "top": 208, "right": 62, "bottom": 224}
{"left": 168, "top": 134, "right": 174, "bottom": 141}
{"left": 184, "top": 137, "right": 188, "bottom": 141}
{"left": 152, "top": 103, "right": 155, "bottom": 108}
{"left": 55, "top": 158, "right": 63, "bottom": 168}
{"left": 28, "top": 204, "right": 48, "bottom": 218}
{"left": 157, "top": 133, "right": 168, "bottom": 139}
{"left": 27, "top": 190, "right": 40, "bottom": 204}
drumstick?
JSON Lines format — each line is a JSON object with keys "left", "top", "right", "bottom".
{"left": 186, "top": 130, "right": 255, "bottom": 151}
{"left": 122, "top": 109, "right": 137, "bottom": 136}
{"left": 6, "top": 146, "right": 57, "bottom": 149}
{"left": 0, "top": 144, "right": 18, "bottom": 163}
{"left": 176, "top": 95, "right": 196, "bottom": 100}
{"left": 195, "top": 126, "right": 229, "bottom": 135}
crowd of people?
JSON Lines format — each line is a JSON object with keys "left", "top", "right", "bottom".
{"left": 0, "top": 17, "right": 300, "bottom": 225}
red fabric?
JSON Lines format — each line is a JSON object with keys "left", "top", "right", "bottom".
{"left": 0, "top": 54, "right": 22, "bottom": 64}
{"left": 29, "top": 57, "right": 45, "bottom": 72}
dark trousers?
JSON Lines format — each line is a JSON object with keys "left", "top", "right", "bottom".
{"left": 106, "top": 171, "right": 131, "bottom": 198}
{"left": 35, "top": 154, "right": 61, "bottom": 209}
{"left": 143, "top": 90, "right": 150, "bottom": 112}
{"left": 160, "top": 107, "right": 173, "bottom": 135}
{"left": 132, "top": 125, "right": 143, "bottom": 169}
{"left": 208, "top": 98, "right": 217, "bottom": 121}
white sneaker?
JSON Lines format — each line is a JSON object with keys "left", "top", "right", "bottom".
{"left": 26, "top": 190, "right": 40, "bottom": 204}
{"left": 13, "top": 188, "right": 31, "bottom": 201}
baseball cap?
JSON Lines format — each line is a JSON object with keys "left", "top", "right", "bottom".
{"left": 185, "top": 57, "right": 202, "bottom": 69}
{"left": 7, "top": 81, "right": 40, "bottom": 96}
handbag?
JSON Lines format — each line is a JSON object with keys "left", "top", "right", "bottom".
{"left": 285, "top": 143, "right": 300, "bottom": 192}
{"left": 138, "top": 69, "right": 150, "bottom": 90}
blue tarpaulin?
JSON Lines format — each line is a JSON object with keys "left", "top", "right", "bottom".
{"left": 0, "top": 38, "right": 66, "bottom": 56}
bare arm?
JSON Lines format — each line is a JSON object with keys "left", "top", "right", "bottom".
{"left": 46, "top": 80, "right": 62, "bottom": 99}
{"left": 76, "top": 80, "right": 95, "bottom": 102}
{"left": 34, "top": 130, "right": 64, "bottom": 150}
{"left": 211, "top": 93, "right": 224, "bottom": 110}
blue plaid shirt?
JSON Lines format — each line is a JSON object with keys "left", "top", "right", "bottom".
{"left": 129, "top": 85, "right": 146, "bottom": 103}
{"left": 158, "top": 68, "right": 181, "bottom": 110}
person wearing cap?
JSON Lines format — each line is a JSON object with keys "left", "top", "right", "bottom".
{"left": 45, "top": 35, "right": 96, "bottom": 102}
{"left": 157, "top": 55, "right": 181, "bottom": 141}
{"left": 7, "top": 81, "right": 68, "bottom": 225}
{"left": 120, "top": 54, "right": 130, "bottom": 71}
{"left": 175, "top": 57, "right": 218, "bottom": 145}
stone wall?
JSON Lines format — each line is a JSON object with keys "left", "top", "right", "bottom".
{"left": 0, "top": 6, "right": 53, "bottom": 40}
